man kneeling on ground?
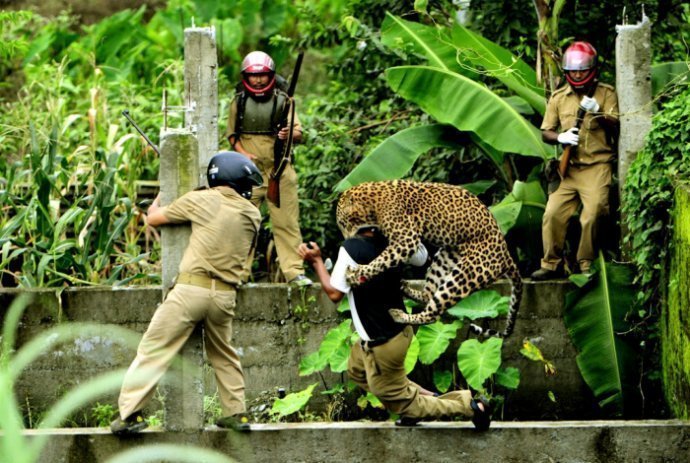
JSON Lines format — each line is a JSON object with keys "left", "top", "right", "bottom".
{"left": 298, "top": 227, "right": 490, "bottom": 430}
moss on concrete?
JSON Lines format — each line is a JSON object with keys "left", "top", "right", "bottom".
{"left": 664, "top": 185, "right": 690, "bottom": 418}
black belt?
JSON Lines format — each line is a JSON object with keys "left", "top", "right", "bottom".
{"left": 360, "top": 338, "right": 390, "bottom": 349}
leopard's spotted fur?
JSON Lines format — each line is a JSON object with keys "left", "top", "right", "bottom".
{"left": 336, "top": 180, "right": 522, "bottom": 338}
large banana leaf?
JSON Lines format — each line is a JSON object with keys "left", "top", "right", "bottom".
{"left": 489, "top": 180, "right": 546, "bottom": 234}
{"left": 334, "top": 123, "right": 510, "bottom": 193}
{"left": 563, "top": 253, "right": 639, "bottom": 415}
{"left": 335, "top": 124, "right": 466, "bottom": 192}
{"left": 450, "top": 24, "right": 545, "bottom": 114}
{"left": 386, "top": 65, "right": 550, "bottom": 159}
{"left": 380, "top": 13, "right": 475, "bottom": 77}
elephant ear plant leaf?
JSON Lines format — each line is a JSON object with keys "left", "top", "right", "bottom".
{"left": 564, "top": 252, "right": 639, "bottom": 415}
{"left": 457, "top": 337, "right": 503, "bottom": 391}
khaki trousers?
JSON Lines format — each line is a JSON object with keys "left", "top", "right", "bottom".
{"left": 118, "top": 284, "right": 245, "bottom": 419}
{"left": 251, "top": 163, "right": 305, "bottom": 281}
{"left": 540, "top": 163, "right": 612, "bottom": 271}
{"left": 348, "top": 326, "right": 474, "bottom": 419}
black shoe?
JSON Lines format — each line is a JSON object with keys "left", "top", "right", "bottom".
{"left": 394, "top": 416, "right": 421, "bottom": 427}
{"left": 470, "top": 397, "right": 491, "bottom": 431}
{"left": 110, "top": 411, "right": 147, "bottom": 435}
{"left": 216, "top": 413, "right": 251, "bottom": 432}
{"left": 530, "top": 268, "right": 563, "bottom": 281}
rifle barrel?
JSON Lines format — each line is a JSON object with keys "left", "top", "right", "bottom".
{"left": 122, "top": 110, "right": 161, "bottom": 156}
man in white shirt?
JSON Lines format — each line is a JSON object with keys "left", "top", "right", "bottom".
{"left": 298, "top": 227, "right": 490, "bottom": 429}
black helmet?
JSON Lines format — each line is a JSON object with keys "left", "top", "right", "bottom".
{"left": 207, "top": 151, "right": 263, "bottom": 199}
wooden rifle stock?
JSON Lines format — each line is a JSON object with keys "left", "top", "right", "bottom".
{"left": 267, "top": 52, "right": 304, "bottom": 207}
{"left": 558, "top": 145, "right": 572, "bottom": 178}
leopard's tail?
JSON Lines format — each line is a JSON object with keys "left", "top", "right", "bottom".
{"left": 469, "top": 263, "right": 523, "bottom": 338}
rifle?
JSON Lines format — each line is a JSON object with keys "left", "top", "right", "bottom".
{"left": 267, "top": 52, "right": 304, "bottom": 207}
{"left": 122, "top": 110, "right": 161, "bottom": 156}
{"left": 558, "top": 81, "right": 598, "bottom": 178}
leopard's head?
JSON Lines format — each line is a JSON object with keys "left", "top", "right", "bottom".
{"left": 336, "top": 186, "right": 378, "bottom": 239}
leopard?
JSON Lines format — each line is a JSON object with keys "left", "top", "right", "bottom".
{"left": 336, "top": 180, "right": 522, "bottom": 338}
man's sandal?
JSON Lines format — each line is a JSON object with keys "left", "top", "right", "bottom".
{"left": 470, "top": 397, "right": 491, "bottom": 431}
{"left": 394, "top": 416, "right": 421, "bottom": 427}
{"left": 110, "top": 411, "right": 147, "bottom": 435}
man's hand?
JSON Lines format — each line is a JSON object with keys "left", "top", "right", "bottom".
{"left": 278, "top": 127, "right": 302, "bottom": 142}
{"left": 557, "top": 127, "right": 579, "bottom": 146}
{"left": 298, "top": 242, "right": 322, "bottom": 264}
{"left": 580, "top": 96, "right": 600, "bottom": 113}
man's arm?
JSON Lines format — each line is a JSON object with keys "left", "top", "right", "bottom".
{"left": 298, "top": 242, "right": 344, "bottom": 303}
{"left": 542, "top": 129, "right": 559, "bottom": 145}
{"left": 146, "top": 194, "right": 171, "bottom": 227}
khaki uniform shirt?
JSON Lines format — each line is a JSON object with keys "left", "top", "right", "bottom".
{"left": 226, "top": 96, "right": 301, "bottom": 174}
{"left": 541, "top": 83, "right": 619, "bottom": 165}
{"left": 161, "top": 186, "right": 261, "bottom": 284}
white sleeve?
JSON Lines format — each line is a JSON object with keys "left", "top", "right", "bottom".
{"left": 330, "top": 247, "right": 357, "bottom": 293}
{"left": 406, "top": 242, "right": 428, "bottom": 267}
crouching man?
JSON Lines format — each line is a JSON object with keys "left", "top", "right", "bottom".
{"left": 111, "top": 151, "right": 262, "bottom": 434}
{"left": 298, "top": 226, "right": 490, "bottom": 429}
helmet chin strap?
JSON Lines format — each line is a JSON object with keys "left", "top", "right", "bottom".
{"left": 242, "top": 75, "right": 276, "bottom": 99}
{"left": 566, "top": 68, "right": 597, "bottom": 91}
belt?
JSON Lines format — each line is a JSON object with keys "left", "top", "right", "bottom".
{"left": 360, "top": 338, "right": 390, "bottom": 349}
{"left": 176, "top": 272, "right": 237, "bottom": 291}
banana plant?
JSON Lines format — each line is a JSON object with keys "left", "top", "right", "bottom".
{"left": 563, "top": 252, "right": 639, "bottom": 415}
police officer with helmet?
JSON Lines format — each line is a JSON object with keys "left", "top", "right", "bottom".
{"left": 531, "top": 41, "right": 620, "bottom": 280}
{"left": 111, "top": 151, "right": 262, "bottom": 434}
{"left": 226, "top": 51, "right": 312, "bottom": 286}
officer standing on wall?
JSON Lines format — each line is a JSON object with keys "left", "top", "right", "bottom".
{"left": 111, "top": 151, "right": 262, "bottom": 434}
{"left": 226, "top": 51, "right": 312, "bottom": 286}
{"left": 531, "top": 41, "right": 620, "bottom": 280}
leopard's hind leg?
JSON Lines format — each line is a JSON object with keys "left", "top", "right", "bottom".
{"left": 390, "top": 246, "right": 498, "bottom": 324}
{"left": 470, "top": 259, "right": 523, "bottom": 338}
{"left": 401, "top": 251, "right": 450, "bottom": 303}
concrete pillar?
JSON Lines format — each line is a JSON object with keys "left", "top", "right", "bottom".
{"left": 616, "top": 14, "right": 653, "bottom": 252}
{"left": 158, "top": 129, "right": 204, "bottom": 430}
{"left": 183, "top": 27, "right": 219, "bottom": 186}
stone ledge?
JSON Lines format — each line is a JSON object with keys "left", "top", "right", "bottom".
{"left": 25, "top": 420, "right": 690, "bottom": 463}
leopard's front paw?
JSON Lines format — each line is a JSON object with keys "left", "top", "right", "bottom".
{"left": 388, "top": 308, "right": 411, "bottom": 324}
{"left": 346, "top": 266, "right": 368, "bottom": 287}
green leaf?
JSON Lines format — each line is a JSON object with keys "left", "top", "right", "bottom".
{"left": 357, "top": 392, "right": 384, "bottom": 410}
{"left": 404, "top": 334, "right": 420, "bottom": 374}
{"left": 495, "top": 366, "right": 520, "bottom": 390}
{"left": 270, "top": 383, "right": 317, "bottom": 417}
{"left": 563, "top": 253, "right": 639, "bottom": 415}
{"left": 651, "top": 61, "right": 689, "bottom": 97}
{"left": 317, "top": 320, "right": 353, "bottom": 373}
{"left": 416, "top": 320, "right": 462, "bottom": 365}
{"left": 335, "top": 124, "right": 465, "bottom": 192}
{"left": 489, "top": 194, "right": 523, "bottom": 234}
{"left": 457, "top": 337, "right": 503, "bottom": 390}
{"left": 381, "top": 13, "right": 468, "bottom": 74}
{"left": 450, "top": 24, "right": 545, "bottom": 114}
{"left": 447, "top": 289, "right": 510, "bottom": 320}
{"left": 461, "top": 180, "right": 496, "bottom": 196}
{"left": 299, "top": 351, "right": 326, "bottom": 376}
{"left": 433, "top": 369, "right": 453, "bottom": 393}
{"left": 386, "top": 66, "right": 550, "bottom": 159}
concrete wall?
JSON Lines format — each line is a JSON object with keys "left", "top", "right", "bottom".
{"left": 28, "top": 420, "right": 690, "bottom": 463}
{"left": 2, "top": 280, "right": 595, "bottom": 423}
{"left": 664, "top": 185, "right": 690, "bottom": 418}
